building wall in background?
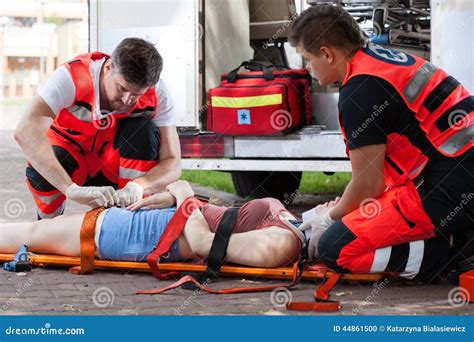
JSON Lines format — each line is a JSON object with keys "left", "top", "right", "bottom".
{"left": 0, "top": 0, "right": 88, "bottom": 99}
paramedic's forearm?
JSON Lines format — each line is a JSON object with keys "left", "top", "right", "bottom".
{"left": 14, "top": 122, "right": 73, "bottom": 194}
{"left": 134, "top": 156, "right": 181, "bottom": 196}
{"left": 329, "top": 178, "right": 385, "bottom": 221}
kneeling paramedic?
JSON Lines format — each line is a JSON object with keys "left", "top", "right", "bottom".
{"left": 290, "top": 5, "right": 473, "bottom": 282}
{"left": 14, "top": 38, "right": 182, "bottom": 219}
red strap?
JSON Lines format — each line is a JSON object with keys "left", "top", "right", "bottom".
{"left": 146, "top": 197, "right": 203, "bottom": 280}
{"left": 138, "top": 261, "right": 303, "bottom": 295}
{"left": 69, "top": 207, "right": 105, "bottom": 275}
{"left": 138, "top": 263, "right": 341, "bottom": 312}
{"left": 286, "top": 272, "right": 342, "bottom": 312}
{"left": 138, "top": 274, "right": 297, "bottom": 295}
{"left": 316, "top": 272, "right": 341, "bottom": 300}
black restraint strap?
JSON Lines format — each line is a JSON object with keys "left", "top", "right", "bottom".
{"left": 203, "top": 207, "right": 239, "bottom": 281}
{"left": 181, "top": 207, "right": 239, "bottom": 290}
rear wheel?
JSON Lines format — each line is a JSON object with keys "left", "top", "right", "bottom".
{"left": 231, "top": 171, "right": 302, "bottom": 203}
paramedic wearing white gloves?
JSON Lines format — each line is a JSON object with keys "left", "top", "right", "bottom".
{"left": 14, "top": 38, "right": 181, "bottom": 219}
{"left": 291, "top": 5, "right": 473, "bottom": 282}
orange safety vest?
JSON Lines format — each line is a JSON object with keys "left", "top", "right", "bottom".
{"left": 340, "top": 44, "right": 473, "bottom": 188}
{"left": 50, "top": 52, "right": 158, "bottom": 154}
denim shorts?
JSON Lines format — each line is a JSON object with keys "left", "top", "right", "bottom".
{"left": 98, "top": 207, "right": 181, "bottom": 262}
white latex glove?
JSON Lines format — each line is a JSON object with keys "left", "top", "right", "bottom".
{"left": 116, "top": 181, "right": 144, "bottom": 207}
{"left": 298, "top": 211, "right": 336, "bottom": 259}
{"left": 65, "top": 183, "right": 119, "bottom": 208}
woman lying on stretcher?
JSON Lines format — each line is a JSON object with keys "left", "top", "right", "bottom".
{"left": 1, "top": 181, "right": 338, "bottom": 268}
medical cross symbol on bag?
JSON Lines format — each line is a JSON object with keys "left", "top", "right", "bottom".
{"left": 237, "top": 109, "right": 251, "bottom": 125}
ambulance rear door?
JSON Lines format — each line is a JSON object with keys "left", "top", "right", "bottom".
{"left": 89, "top": 0, "right": 202, "bottom": 127}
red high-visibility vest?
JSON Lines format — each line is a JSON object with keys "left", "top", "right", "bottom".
{"left": 50, "top": 52, "right": 158, "bottom": 153}
{"left": 340, "top": 44, "right": 473, "bottom": 188}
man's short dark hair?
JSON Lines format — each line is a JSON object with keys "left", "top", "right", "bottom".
{"left": 289, "top": 5, "right": 366, "bottom": 56}
{"left": 111, "top": 37, "right": 163, "bottom": 88}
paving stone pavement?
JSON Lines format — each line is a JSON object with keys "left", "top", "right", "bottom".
{"left": 0, "top": 130, "right": 472, "bottom": 315}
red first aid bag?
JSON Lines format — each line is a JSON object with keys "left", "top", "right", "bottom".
{"left": 207, "top": 62, "right": 312, "bottom": 135}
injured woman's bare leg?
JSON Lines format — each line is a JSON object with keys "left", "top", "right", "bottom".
{"left": 0, "top": 213, "right": 88, "bottom": 256}
{"left": 1, "top": 208, "right": 299, "bottom": 268}
{"left": 0, "top": 209, "right": 112, "bottom": 257}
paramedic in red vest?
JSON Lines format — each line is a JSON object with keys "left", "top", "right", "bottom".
{"left": 290, "top": 5, "right": 473, "bottom": 282}
{"left": 14, "top": 38, "right": 182, "bottom": 219}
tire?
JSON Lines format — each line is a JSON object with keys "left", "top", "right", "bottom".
{"left": 231, "top": 171, "right": 302, "bottom": 203}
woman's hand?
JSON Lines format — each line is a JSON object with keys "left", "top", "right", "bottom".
{"left": 126, "top": 192, "right": 176, "bottom": 211}
{"left": 166, "top": 180, "right": 194, "bottom": 200}
{"left": 314, "top": 196, "right": 341, "bottom": 215}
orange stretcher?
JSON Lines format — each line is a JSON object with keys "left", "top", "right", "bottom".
{"left": 0, "top": 253, "right": 383, "bottom": 282}
{"left": 0, "top": 252, "right": 384, "bottom": 312}
{"left": 0, "top": 252, "right": 383, "bottom": 313}
{"left": 0, "top": 203, "right": 387, "bottom": 313}
{"left": 0, "top": 204, "right": 384, "bottom": 313}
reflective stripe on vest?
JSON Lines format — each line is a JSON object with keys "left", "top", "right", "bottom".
{"left": 119, "top": 166, "right": 147, "bottom": 180}
{"left": 35, "top": 192, "right": 63, "bottom": 205}
{"left": 403, "top": 62, "right": 437, "bottom": 104}
{"left": 440, "top": 124, "right": 474, "bottom": 156}
{"left": 68, "top": 102, "right": 93, "bottom": 122}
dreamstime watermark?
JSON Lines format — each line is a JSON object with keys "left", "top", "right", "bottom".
{"left": 447, "top": 109, "right": 469, "bottom": 131}
{"left": 440, "top": 193, "right": 473, "bottom": 227}
{"left": 270, "top": 287, "right": 292, "bottom": 308}
{"left": 92, "top": 287, "right": 115, "bottom": 308}
{"left": 270, "top": 110, "right": 293, "bottom": 131}
{"left": 262, "top": 13, "right": 299, "bottom": 49}
{"left": 359, "top": 198, "right": 382, "bottom": 219}
{"left": 174, "top": 277, "right": 211, "bottom": 315}
{"left": 182, "top": 198, "right": 202, "bottom": 219}
{"left": 3, "top": 198, "right": 26, "bottom": 219}
{"left": 352, "top": 278, "right": 390, "bottom": 314}
{"left": 351, "top": 100, "right": 390, "bottom": 139}
{"left": 92, "top": 115, "right": 116, "bottom": 131}
{"left": 447, "top": 287, "right": 470, "bottom": 308}
{"left": 282, "top": 190, "right": 299, "bottom": 206}
{"left": 4, "top": 323, "right": 85, "bottom": 336}
{"left": 2, "top": 278, "right": 34, "bottom": 311}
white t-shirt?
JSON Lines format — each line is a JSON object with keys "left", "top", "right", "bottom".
{"left": 37, "top": 57, "right": 176, "bottom": 127}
